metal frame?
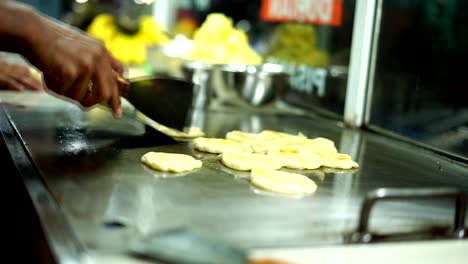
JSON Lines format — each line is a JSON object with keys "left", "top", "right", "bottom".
{"left": 344, "top": 0, "right": 382, "bottom": 127}
{"left": 0, "top": 106, "right": 84, "bottom": 264}
{"left": 352, "top": 187, "right": 466, "bottom": 243}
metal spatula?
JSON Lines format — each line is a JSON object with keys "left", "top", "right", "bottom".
{"left": 117, "top": 76, "right": 194, "bottom": 131}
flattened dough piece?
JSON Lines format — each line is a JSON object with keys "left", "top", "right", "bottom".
{"left": 220, "top": 150, "right": 282, "bottom": 171}
{"left": 141, "top": 152, "right": 202, "bottom": 173}
{"left": 301, "top": 137, "right": 338, "bottom": 154}
{"left": 250, "top": 139, "right": 292, "bottom": 154}
{"left": 251, "top": 168, "right": 317, "bottom": 195}
{"left": 225, "top": 130, "right": 258, "bottom": 143}
{"left": 268, "top": 146, "right": 321, "bottom": 170}
{"left": 226, "top": 130, "right": 309, "bottom": 154}
{"left": 194, "top": 137, "right": 252, "bottom": 154}
{"left": 250, "top": 131, "right": 308, "bottom": 154}
{"left": 258, "top": 130, "right": 307, "bottom": 141}
{"left": 320, "top": 153, "right": 359, "bottom": 169}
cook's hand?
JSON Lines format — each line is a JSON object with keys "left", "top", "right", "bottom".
{"left": 25, "top": 15, "right": 124, "bottom": 118}
{"left": 0, "top": 61, "right": 43, "bottom": 91}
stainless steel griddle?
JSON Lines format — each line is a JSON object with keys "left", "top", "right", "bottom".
{"left": 1, "top": 92, "right": 467, "bottom": 262}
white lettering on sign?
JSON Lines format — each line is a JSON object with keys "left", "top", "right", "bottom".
{"left": 261, "top": 0, "right": 342, "bottom": 26}
{"left": 269, "top": 59, "right": 327, "bottom": 97}
{"left": 320, "top": 0, "right": 333, "bottom": 21}
{"left": 267, "top": 0, "right": 332, "bottom": 23}
{"left": 289, "top": 65, "right": 327, "bottom": 97}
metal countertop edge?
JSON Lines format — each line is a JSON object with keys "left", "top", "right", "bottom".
{"left": 0, "top": 104, "right": 85, "bottom": 264}
{"left": 366, "top": 124, "right": 468, "bottom": 165}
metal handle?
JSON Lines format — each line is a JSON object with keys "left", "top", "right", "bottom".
{"left": 355, "top": 187, "right": 466, "bottom": 242}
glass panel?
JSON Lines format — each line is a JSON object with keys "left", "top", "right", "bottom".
{"left": 370, "top": 0, "right": 468, "bottom": 158}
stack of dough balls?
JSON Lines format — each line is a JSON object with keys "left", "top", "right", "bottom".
{"left": 188, "top": 13, "right": 262, "bottom": 65}
{"left": 193, "top": 130, "right": 359, "bottom": 196}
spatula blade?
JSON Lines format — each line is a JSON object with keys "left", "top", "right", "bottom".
{"left": 123, "top": 77, "right": 194, "bottom": 131}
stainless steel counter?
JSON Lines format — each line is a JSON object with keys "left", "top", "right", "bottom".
{"left": 1, "top": 91, "right": 468, "bottom": 262}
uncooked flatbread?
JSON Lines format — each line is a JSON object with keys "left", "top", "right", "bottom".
{"left": 306, "top": 137, "right": 338, "bottom": 154}
{"left": 193, "top": 137, "right": 252, "bottom": 154}
{"left": 249, "top": 139, "right": 294, "bottom": 154}
{"left": 320, "top": 153, "right": 359, "bottom": 169}
{"left": 141, "top": 152, "right": 202, "bottom": 173}
{"left": 268, "top": 146, "right": 321, "bottom": 170}
{"left": 225, "top": 130, "right": 258, "bottom": 143}
{"left": 211, "top": 130, "right": 358, "bottom": 170}
{"left": 226, "top": 130, "right": 308, "bottom": 154}
{"left": 250, "top": 168, "right": 317, "bottom": 195}
{"left": 220, "top": 150, "right": 282, "bottom": 171}
{"left": 258, "top": 130, "right": 307, "bottom": 141}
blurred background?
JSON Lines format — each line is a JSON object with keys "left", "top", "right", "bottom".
{"left": 13, "top": 0, "right": 468, "bottom": 158}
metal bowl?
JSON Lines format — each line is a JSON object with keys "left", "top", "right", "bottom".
{"left": 219, "top": 63, "right": 289, "bottom": 106}
{"left": 181, "top": 61, "right": 214, "bottom": 109}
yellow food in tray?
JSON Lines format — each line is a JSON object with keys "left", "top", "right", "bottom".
{"left": 266, "top": 23, "right": 330, "bottom": 67}
{"left": 251, "top": 168, "right": 317, "bottom": 196}
{"left": 189, "top": 13, "right": 262, "bottom": 65}
{"left": 141, "top": 152, "right": 202, "bottom": 173}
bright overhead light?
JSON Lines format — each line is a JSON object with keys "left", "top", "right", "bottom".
{"left": 134, "top": 0, "right": 155, "bottom": 4}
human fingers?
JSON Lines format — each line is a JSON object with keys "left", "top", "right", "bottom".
{"left": 0, "top": 63, "right": 41, "bottom": 90}
{"left": 16, "top": 75, "right": 43, "bottom": 91}
{"left": 0, "top": 73, "right": 25, "bottom": 91}
{"left": 52, "top": 62, "right": 77, "bottom": 97}
{"left": 10, "top": 69, "right": 43, "bottom": 91}
{"left": 94, "top": 57, "right": 122, "bottom": 118}
{"left": 12, "top": 65, "right": 43, "bottom": 91}
{"left": 66, "top": 70, "right": 93, "bottom": 106}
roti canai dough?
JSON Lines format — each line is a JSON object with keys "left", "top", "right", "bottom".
{"left": 225, "top": 130, "right": 258, "bottom": 143}
{"left": 251, "top": 168, "right": 317, "bottom": 195}
{"left": 220, "top": 150, "right": 282, "bottom": 171}
{"left": 226, "top": 130, "right": 308, "bottom": 154}
{"left": 226, "top": 130, "right": 306, "bottom": 143}
{"left": 194, "top": 137, "right": 252, "bottom": 154}
{"left": 306, "top": 137, "right": 338, "bottom": 154}
{"left": 268, "top": 146, "right": 321, "bottom": 170}
{"left": 195, "top": 129, "right": 359, "bottom": 172}
{"left": 141, "top": 152, "right": 202, "bottom": 173}
{"left": 320, "top": 153, "right": 359, "bottom": 169}
{"left": 258, "top": 130, "right": 307, "bottom": 141}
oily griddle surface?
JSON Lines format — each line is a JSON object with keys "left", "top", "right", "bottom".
{"left": 2, "top": 92, "right": 468, "bottom": 252}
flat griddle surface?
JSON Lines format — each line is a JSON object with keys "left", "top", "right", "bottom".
{"left": 2, "top": 92, "right": 468, "bottom": 252}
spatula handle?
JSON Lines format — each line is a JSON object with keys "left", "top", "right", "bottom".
{"left": 115, "top": 74, "right": 130, "bottom": 98}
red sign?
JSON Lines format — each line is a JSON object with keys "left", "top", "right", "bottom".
{"left": 260, "top": 0, "right": 343, "bottom": 26}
